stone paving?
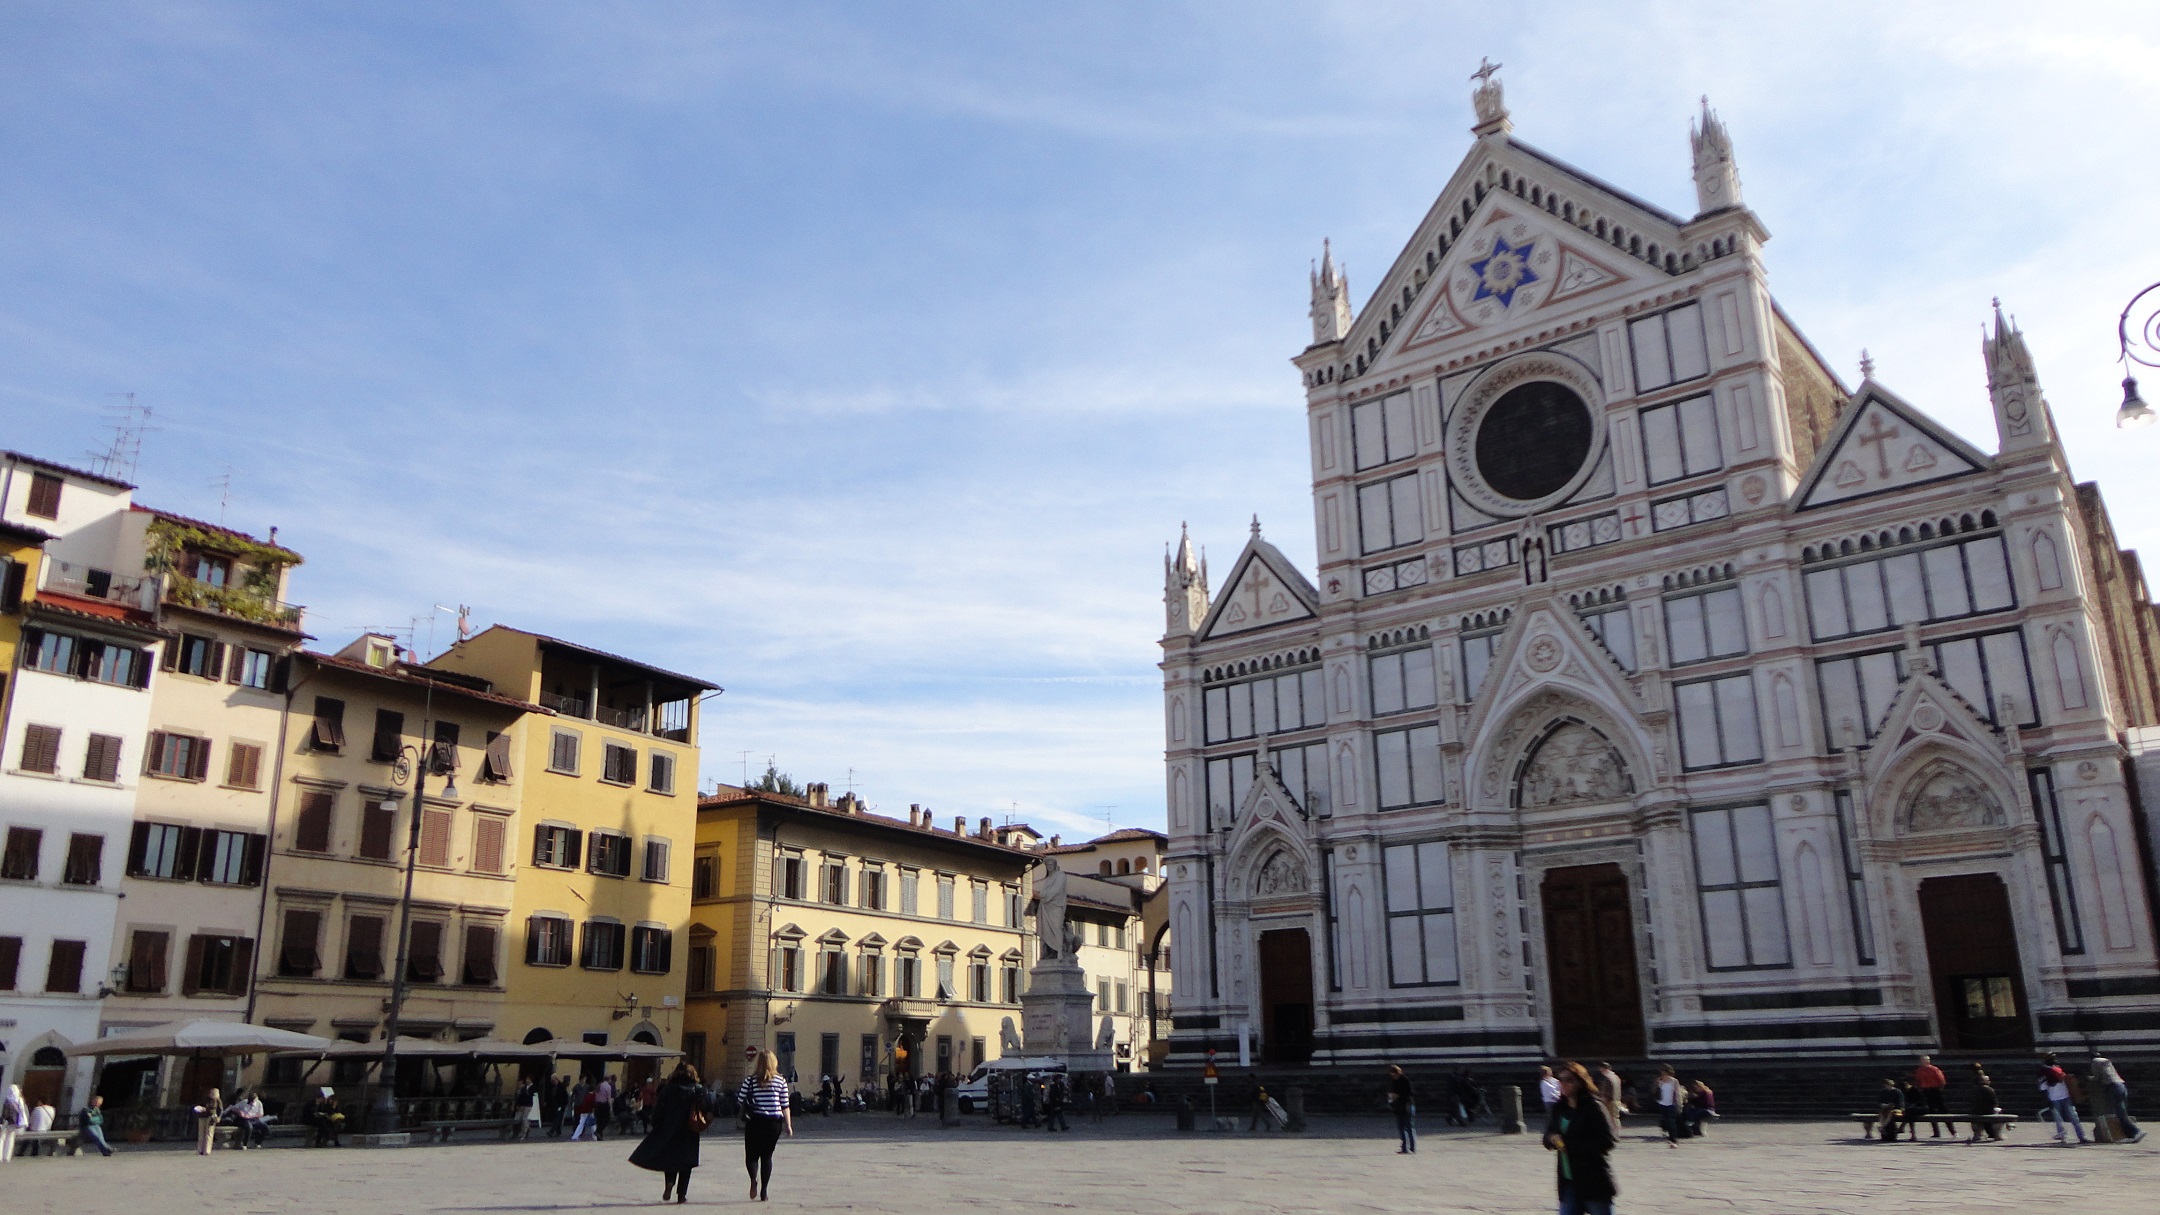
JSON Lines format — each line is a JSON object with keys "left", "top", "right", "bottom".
{"left": 5, "top": 1113, "right": 2154, "bottom": 1214}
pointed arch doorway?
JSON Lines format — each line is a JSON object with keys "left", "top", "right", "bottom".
{"left": 1256, "top": 928, "right": 1314, "bottom": 1064}
{"left": 1540, "top": 864, "right": 1646, "bottom": 1059}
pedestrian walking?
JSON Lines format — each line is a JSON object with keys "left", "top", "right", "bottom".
{"left": 1044, "top": 1073, "right": 1070, "bottom": 1132}
{"left": 0, "top": 1083, "right": 23, "bottom": 1162}
{"left": 593, "top": 1075, "right": 616, "bottom": 1141}
{"left": 736, "top": 1049, "right": 793, "bottom": 1202}
{"left": 546, "top": 1076, "right": 569, "bottom": 1137}
{"left": 23, "top": 1098, "right": 54, "bottom": 1156}
{"left": 1595, "top": 1063, "right": 1626, "bottom": 1134}
{"left": 1966, "top": 1065, "right": 2001, "bottom": 1143}
{"left": 1913, "top": 1055, "right": 1948, "bottom": 1135}
{"left": 570, "top": 1082, "right": 598, "bottom": 1141}
{"left": 2089, "top": 1052, "right": 2144, "bottom": 1143}
{"left": 194, "top": 1088, "right": 224, "bottom": 1155}
{"left": 1018, "top": 1075, "right": 1038, "bottom": 1128}
{"left": 77, "top": 1094, "right": 115, "bottom": 1157}
{"left": 630, "top": 1063, "right": 714, "bottom": 1205}
{"left": 1539, "top": 1066, "right": 1562, "bottom": 1120}
{"left": 2038, "top": 1053, "right": 2088, "bottom": 1144}
{"left": 1102, "top": 1069, "right": 1118, "bottom": 1116}
{"left": 1543, "top": 1062, "right": 1618, "bottom": 1215}
{"left": 1387, "top": 1064, "right": 1417, "bottom": 1154}
{"left": 639, "top": 1077, "right": 659, "bottom": 1133}
{"left": 1652, "top": 1066, "right": 1681, "bottom": 1147}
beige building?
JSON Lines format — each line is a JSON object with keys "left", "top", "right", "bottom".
{"left": 1040, "top": 828, "right": 1171, "bottom": 1070}
{"left": 247, "top": 634, "right": 537, "bottom": 1096}
{"left": 688, "top": 786, "right": 1035, "bottom": 1091}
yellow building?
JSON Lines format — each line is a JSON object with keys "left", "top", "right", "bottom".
{"left": 688, "top": 785, "right": 1035, "bottom": 1092}
{"left": 0, "top": 519, "right": 48, "bottom": 712}
{"left": 426, "top": 627, "right": 712, "bottom": 1062}
{"left": 247, "top": 634, "right": 536, "bottom": 1099}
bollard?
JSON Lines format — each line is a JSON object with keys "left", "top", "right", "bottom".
{"left": 1176, "top": 1095, "right": 1196, "bottom": 1133}
{"left": 1499, "top": 1084, "right": 1523, "bottom": 1134}
{"left": 940, "top": 1087, "right": 959, "bottom": 1126}
{"left": 1284, "top": 1086, "right": 1307, "bottom": 1133}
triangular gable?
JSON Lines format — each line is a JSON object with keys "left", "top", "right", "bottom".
{"left": 1794, "top": 382, "right": 1990, "bottom": 511}
{"left": 1462, "top": 599, "right": 1646, "bottom": 742}
{"left": 1394, "top": 205, "right": 1659, "bottom": 359}
{"left": 1198, "top": 536, "right": 1320, "bottom": 640}
{"left": 1860, "top": 665, "right": 2000, "bottom": 780}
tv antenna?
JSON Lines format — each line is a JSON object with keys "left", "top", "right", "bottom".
{"left": 209, "top": 467, "right": 233, "bottom": 525}
{"left": 88, "top": 394, "right": 158, "bottom": 482}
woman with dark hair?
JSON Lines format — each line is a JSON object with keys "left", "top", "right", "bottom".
{"left": 1543, "top": 1061, "right": 1618, "bottom": 1215}
{"left": 630, "top": 1063, "right": 715, "bottom": 1204}
{"left": 736, "top": 1050, "right": 794, "bottom": 1201}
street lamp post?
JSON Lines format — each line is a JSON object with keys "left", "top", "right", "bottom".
{"left": 364, "top": 735, "right": 458, "bottom": 1136}
{"left": 2115, "top": 282, "right": 2159, "bottom": 429}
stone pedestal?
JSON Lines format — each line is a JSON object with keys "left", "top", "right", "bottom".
{"left": 1019, "top": 958, "right": 1111, "bottom": 1072}
{"left": 349, "top": 1132, "right": 411, "bottom": 1149}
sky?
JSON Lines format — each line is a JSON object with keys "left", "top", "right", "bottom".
{"left": 4, "top": 1, "right": 2156, "bottom": 842}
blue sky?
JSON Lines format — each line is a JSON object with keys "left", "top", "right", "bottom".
{"left": 4, "top": 2, "right": 2155, "bottom": 840}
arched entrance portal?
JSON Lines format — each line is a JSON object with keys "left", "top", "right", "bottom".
{"left": 1540, "top": 864, "right": 1646, "bottom": 1059}
{"left": 1919, "top": 874, "right": 2033, "bottom": 1050}
{"left": 1256, "top": 928, "right": 1313, "bottom": 1064}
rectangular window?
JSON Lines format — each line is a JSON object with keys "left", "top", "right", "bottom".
{"left": 480, "top": 731, "right": 515, "bottom": 782}
{"left": 358, "top": 800, "right": 396, "bottom": 860}
{"left": 601, "top": 742, "right": 637, "bottom": 785}
{"left": 1674, "top": 673, "right": 1762, "bottom": 770}
{"left": 688, "top": 941, "right": 717, "bottom": 993}
{"left": 472, "top": 813, "right": 507, "bottom": 874}
{"left": 199, "top": 829, "right": 264, "bottom": 885}
{"left": 936, "top": 954, "right": 956, "bottom": 999}
{"left": 62, "top": 832, "right": 102, "bottom": 886}
{"left": 1001, "top": 961, "right": 1022, "bottom": 1004}
{"left": 899, "top": 867, "right": 919, "bottom": 915}
{"left": 860, "top": 867, "right": 886, "bottom": 910}
{"left": 406, "top": 921, "right": 445, "bottom": 983}
{"left": 1460, "top": 630, "right": 1504, "bottom": 700}
{"left": 693, "top": 852, "right": 720, "bottom": 900}
{"left": 462, "top": 923, "right": 499, "bottom": 985}
{"left": 175, "top": 633, "right": 223, "bottom": 679}
{"left": 18, "top": 722, "right": 62, "bottom": 774}
{"left": 26, "top": 471, "right": 62, "bottom": 518}
{"left": 549, "top": 729, "right": 581, "bottom": 774}
{"left": 1369, "top": 646, "right": 1438, "bottom": 716}
{"left": 146, "top": 731, "right": 212, "bottom": 780}
{"left": 970, "top": 959, "right": 991, "bottom": 1002}
{"left": 369, "top": 709, "right": 403, "bottom": 763}
{"left": 224, "top": 741, "right": 263, "bottom": 789}
{"left": 937, "top": 875, "right": 956, "bottom": 920}
{"left": 776, "top": 853, "right": 805, "bottom": 900}
{"left": 1578, "top": 604, "right": 1637, "bottom": 671}
{"left": 25, "top": 630, "right": 75, "bottom": 675}
{"left": 1382, "top": 841, "right": 1458, "bottom": 986}
{"left": 125, "top": 930, "right": 170, "bottom": 992}
{"left": 129, "top": 821, "right": 188, "bottom": 879}
{"left": 1815, "top": 647, "right": 1903, "bottom": 747}
{"left": 1203, "top": 668, "right": 1324, "bottom": 743}
{"left": 776, "top": 944, "right": 803, "bottom": 992}
{"left": 820, "top": 947, "right": 846, "bottom": 994}
{"left": 1005, "top": 884, "right": 1023, "bottom": 928}
{"left": 587, "top": 832, "right": 633, "bottom": 878}
{"left": 1115, "top": 980, "right": 1128, "bottom": 1013}
{"left": 896, "top": 952, "right": 919, "bottom": 997}
{"left": 1374, "top": 723, "right": 1443, "bottom": 809}
{"left": 1629, "top": 302, "right": 1710, "bottom": 393}
{"left": 279, "top": 909, "right": 322, "bottom": 977}
{"left": 1358, "top": 470, "right": 1424, "bottom": 554}
{"left": 1691, "top": 803, "right": 1791, "bottom": 970}
{"left": 861, "top": 1034, "right": 880, "bottom": 1082}
{"left": 45, "top": 938, "right": 85, "bottom": 993}
{"left": 309, "top": 697, "right": 345, "bottom": 752}
{"left": 1664, "top": 586, "right": 1748, "bottom": 665}
{"left": 648, "top": 751, "right": 676, "bottom": 794}
{"left": 344, "top": 916, "right": 385, "bottom": 979}
{"left": 2028, "top": 768, "right": 2085, "bottom": 956}
{"left": 822, "top": 859, "right": 848, "bottom": 905}
{"left": 533, "top": 823, "right": 581, "bottom": 868}
{"left": 1352, "top": 391, "right": 1417, "bottom": 471}
{"left": 630, "top": 925, "right": 672, "bottom": 975}
{"left": 81, "top": 732, "right": 123, "bottom": 783}
{"left": 1830, "top": 791, "right": 1876, "bottom": 966}
{"left": 971, "top": 881, "right": 989, "bottom": 924}
{"left": 859, "top": 949, "right": 883, "bottom": 997}
{"left": 0, "top": 936, "right": 16, "bottom": 990}
{"left": 642, "top": 838, "right": 670, "bottom": 883}
{"left": 181, "top": 934, "right": 252, "bottom": 996}
{"left": 236, "top": 648, "right": 275, "bottom": 689}
{"left": 1804, "top": 535, "right": 2018, "bottom": 642}
{"left": 294, "top": 791, "right": 334, "bottom": 853}
{"left": 580, "top": 920, "right": 626, "bottom": 970}
{"left": 1, "top": 826, "right": 41, "bottom": 880}
{"left": 524, "top": 915, "right": 572, "bottom": 967}
{"left": 1639, "top": 394, "right": 1722, "bottom": 485}
{"left": 417, "top": 807, "right": 452, "bottom": 868}
{"left": 1926, "top": 628, "right": 2039, "bottom": 730}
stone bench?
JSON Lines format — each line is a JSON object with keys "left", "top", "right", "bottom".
{"left": 1849, "top": 1112, "right": 2019, "bottom": 1140}
{"left": 421, "top": 1119, "right": 519, "bottom": 1143}
{"left": 9, "top": 1129, "right": 80, "bottom": 1157}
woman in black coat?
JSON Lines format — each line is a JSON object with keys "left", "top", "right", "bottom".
{"left": 629, "top": 1064, "right": 713, "bottom": 1204}
{"left": 1543, "top": 1061, "right": 1618, "bottom": 1215}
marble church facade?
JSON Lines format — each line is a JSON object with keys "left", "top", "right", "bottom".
{"left": 1158, "top": 74, "right": 2160, "bottom": 1068}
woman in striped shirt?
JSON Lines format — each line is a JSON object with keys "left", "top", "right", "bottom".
{"left": 735, "top": 1050, "right": 794, "bottom": 1201}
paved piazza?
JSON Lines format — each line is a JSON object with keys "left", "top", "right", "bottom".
{"left": 8, "top": 1116, "right": 2154, "bottom": 1213}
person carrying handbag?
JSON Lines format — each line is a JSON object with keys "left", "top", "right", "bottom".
{"left": 735, "top": 1050, "right": 794, "bottom": 1202}
{"left": 629, "top": 1063, "right": 715, "bottom": 1204}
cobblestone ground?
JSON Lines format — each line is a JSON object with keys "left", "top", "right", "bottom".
{"left": 6, "top": 1114, "right": 2154, "bottom": 1214}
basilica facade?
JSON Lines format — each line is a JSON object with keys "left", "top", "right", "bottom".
{"left": 1158, "top": 74, "right": 2160, "bottom": 1068}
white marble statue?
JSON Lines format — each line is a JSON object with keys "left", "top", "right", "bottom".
{"left": 1095, "top": 1015, "right": 1116, "bottom": 1051}
{"left": 999, "top": 1016, "right": 1024, "bottom": 1054}
{"left": 1035, "top": 858, "right": 1076, "bottom": 960}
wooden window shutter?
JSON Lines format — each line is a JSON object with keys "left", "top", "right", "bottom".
{"left": 85, "top": 733, "right": 122, "bottom": 783}
{"left": 312, "top": 697, "right": 345, "bottom": 750}
{"left": 564, "top": 828, "right": 582, "bottom": 870}
{"left": 161, "top": 637, "right": 178, "bottom": 671}
{"left": 240, "top": 833, "right": 267, "bottom": 885}
{"left": 181, "top": 934, "right": 208, "bottom": 995}
{"left": 473, "top": 815, "right": 505, "bottom": 874}
{"left": 126, "top": 820, "right": 151, "bottom": 876}
{"left": 145, "top": 730, "right": 168, "bottom": 774}
{"left": 0, "top": 561, "right": 24, "bottom": 613}
{"left": 227, "top": 742, "right": 261, "bottom": 789}
{"left": 464, "top": 924, "right": 498, "bottom": 985}
{"left": 281, "top": 909, "right": 321, "bottom": 976}
{"left": 175, "top": 826, "right": 205, "bottom": 881}
{"left": 485, "top": 731, "right": 515, "bottom": 781}
{"left": 191, "top": 736, "right": 214, "bottom": 781}
{"left": 22, "top": 723, "right": 61, "bottom": 775}
{"left": 133, "top": 930, "right": 169, "bottom": 992}
{"left": 525, "top": 916, "right": 543, "bottom": 965}
{"left": 295, "top": 791, "right": 332, "bottom": 853}
{"left": 209, "top": 641, "right": 227, "bottom": 680}
{"left": 532, "top": 824, "right": 550, "bottom": 867}
{"left": 418, "top": 808, "right": 451, "bottom": 868}
{"left": 408, "top": 921, "right": 443, "bottom": 981}
{"left": 226, "top": 644, "right": 245, "bottom": 683}
{"left": 658, "top": 929, "right": 673, "bottom": 974}
{"left": 358, "top": 801, "right": 393, "bottom": 860}
{"left": 26, "top": 472, "right": 61, "bottom": 518}
{"left": 226, "top": 937, "right": 254, "bottom": 995}
{"left": 347, "top": 916, "right": 384, "bottom": 978}
{"left": 0, "top": 936, "right": 19, "bottom": 990}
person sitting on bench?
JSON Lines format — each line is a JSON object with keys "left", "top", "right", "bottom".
{"left": 1966, "top": 1065, "right": 2002, "bottom": 1143}
{"left": 1874, "top": 1079, "right": 1905, "bottom": 1141}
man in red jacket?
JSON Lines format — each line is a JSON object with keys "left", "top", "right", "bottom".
{"left": 1913, "top": 1055, "right": 1948, "bottom": 1135}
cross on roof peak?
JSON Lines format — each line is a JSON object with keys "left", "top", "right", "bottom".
{"left": 1471, "top": 57, "right": 1502, "bottom": 84}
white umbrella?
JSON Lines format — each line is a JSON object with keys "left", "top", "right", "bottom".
{"left": 528, "top": 1038, "right": 681, "bottom": 1060}
{"left": 65, "top": 1019, "right": 332, "bottom": 1059}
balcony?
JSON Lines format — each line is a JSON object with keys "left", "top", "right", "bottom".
{"left": 595, "top": 703, "right": 648, "bottom": 732}
{"left": 161, "top": 573, "right": 304, "bottom": 629}
{"left": 43, "top": 567, "right": 152, "bottom": 609}
{"left": 540, "top": 690, "right": 591, "bottom": 719}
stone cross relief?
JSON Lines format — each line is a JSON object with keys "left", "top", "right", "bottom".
{"left": 1856, "top": 412, "right": 1903, "bottom": 480}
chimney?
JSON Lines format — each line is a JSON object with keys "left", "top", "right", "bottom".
{"left": 909, "top": 804, "right": 921, "bottom": 827}
{"left": 807, "top": 782, "right": 828, "bottom": 809}
{"left": 954, "top": 815, "right": 966, "bottom": 835}
{"left": 1050, "top": 834, "right": 1061, "bottom": 848}
{"left": 978, "top": 816, "right": 992, "bottom": 838}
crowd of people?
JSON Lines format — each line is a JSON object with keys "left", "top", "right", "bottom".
{"left": 1868, "top": 1050, "right": 2144, "bottom": 1145}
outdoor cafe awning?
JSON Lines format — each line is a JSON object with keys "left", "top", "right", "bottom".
{"left": 65, "top": 1020, "right": 332, "bottom": 1060}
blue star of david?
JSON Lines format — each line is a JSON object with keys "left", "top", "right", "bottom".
{"left": 1468, "top": 235, "right": 1538, "bottom": 308}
